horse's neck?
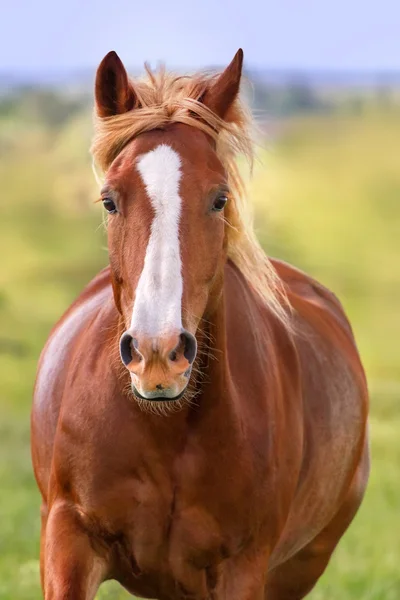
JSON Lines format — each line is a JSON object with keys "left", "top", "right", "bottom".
{"left": 198, "top": 295, "right": 228, "bottom": 394}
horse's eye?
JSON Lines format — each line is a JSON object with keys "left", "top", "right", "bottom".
{"left": 103, "top": 198, "right": 117, "bottom": 214}
{"left": 212, "top": 195, "right": 228, "bottom": 212}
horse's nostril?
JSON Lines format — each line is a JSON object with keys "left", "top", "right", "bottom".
{"left": 120, "top": 332, "right": 139, "bottom": 366}
{"left": 180, "top": 330, "right": 197, "bottom": 364}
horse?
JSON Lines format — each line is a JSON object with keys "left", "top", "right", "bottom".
{"left": 31, "top": 49, "right": 370, "bottom": 600}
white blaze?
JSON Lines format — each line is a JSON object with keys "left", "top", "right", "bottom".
{"left": 131, "top": 144, "right": 183, "bottom": 337}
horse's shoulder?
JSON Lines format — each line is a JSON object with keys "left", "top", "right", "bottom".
{"left": 38, "top": 265, "right": 112, "bottom": 365}
{"left": 32, "top": 268, "right": 114, "bottom": 495}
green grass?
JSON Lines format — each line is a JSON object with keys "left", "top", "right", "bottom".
{"left": 1, "top": 106, "right": 399, "bottom": 598}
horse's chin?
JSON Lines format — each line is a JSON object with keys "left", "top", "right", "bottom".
{"left": 131, "top": 385, "right": 187, "bottom": 402}
{"left": 130, "top": 384, "right": 192, "bottom": 415}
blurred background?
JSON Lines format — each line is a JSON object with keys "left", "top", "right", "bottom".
{"left": 1, "top": 1, "right": 399, "bottom": 598}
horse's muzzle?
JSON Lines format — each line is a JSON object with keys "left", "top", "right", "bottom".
{"left": 119, "top": 328, "right": 197, "bottom": 401}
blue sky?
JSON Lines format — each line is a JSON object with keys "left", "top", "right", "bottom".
{"left": 2, "top": 0, "right": 400, "bottom": 72}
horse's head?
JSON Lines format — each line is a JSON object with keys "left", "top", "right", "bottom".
{"left": 92, "top": 50, "right": 245, "bottom": 404}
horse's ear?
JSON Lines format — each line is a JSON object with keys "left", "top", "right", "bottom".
{"left": 201, "top": 49, "right": 244, "bottom": 120}
{"left": 95, "top": 51, "right": 139, "bottom": 117}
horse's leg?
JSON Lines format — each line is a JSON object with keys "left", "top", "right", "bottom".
{"left": 40, "top": 503, "right": 48, "bottom": 593}
{"left": 43, "top": 501, "right": 107, "bottom": 600}
{"left": 214, "top": 548, "right": 270, "bottom": 600}
{"left": 265, "top": 439, "right": 369, "bottom": 599}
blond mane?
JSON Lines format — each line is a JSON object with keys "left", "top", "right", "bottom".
{"left": 91, "top": 66, "right": 291, "bottom": 328}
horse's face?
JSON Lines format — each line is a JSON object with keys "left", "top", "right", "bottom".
{"left": 94, "top": 51, "right": 243, "bottom": 403}
{"left": 102, "top": 127, "right": 228, "bottom": 401}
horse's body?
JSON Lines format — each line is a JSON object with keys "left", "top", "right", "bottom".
{"left": 31, "top": 50, "right": 369, "bottom": 599}
{"left": 32, "top": 260, "right": 368, "bottom": 599}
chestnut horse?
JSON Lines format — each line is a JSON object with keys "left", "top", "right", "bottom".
{"left": 31, "top": 49, "right": 369, "bottom": 600}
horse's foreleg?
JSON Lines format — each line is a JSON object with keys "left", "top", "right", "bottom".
{"left": 43, "top": 502, "right": 107, "bottom": 600}
{"left": 216, "top": 548, "right": 270, "bottom": 600}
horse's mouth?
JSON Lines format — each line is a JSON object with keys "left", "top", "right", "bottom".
{"left": 131, "top": 386, "right": 187, "bottom": 403}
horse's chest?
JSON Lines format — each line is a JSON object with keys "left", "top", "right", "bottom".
{"left": 68, "top": 413, "right": 269, "bottom": 596}
{"left": 94, "top": 449, "right": 255, "bottom": 594}
{"left": 126, "top": 492, "right": 227, "bottom": 579}
{"left": 121, "top": 465, "right": 244, "bottom": 575}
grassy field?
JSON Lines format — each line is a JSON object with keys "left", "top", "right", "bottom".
{"left": 0, "top": 104, "right": 399, "bottom": 599}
